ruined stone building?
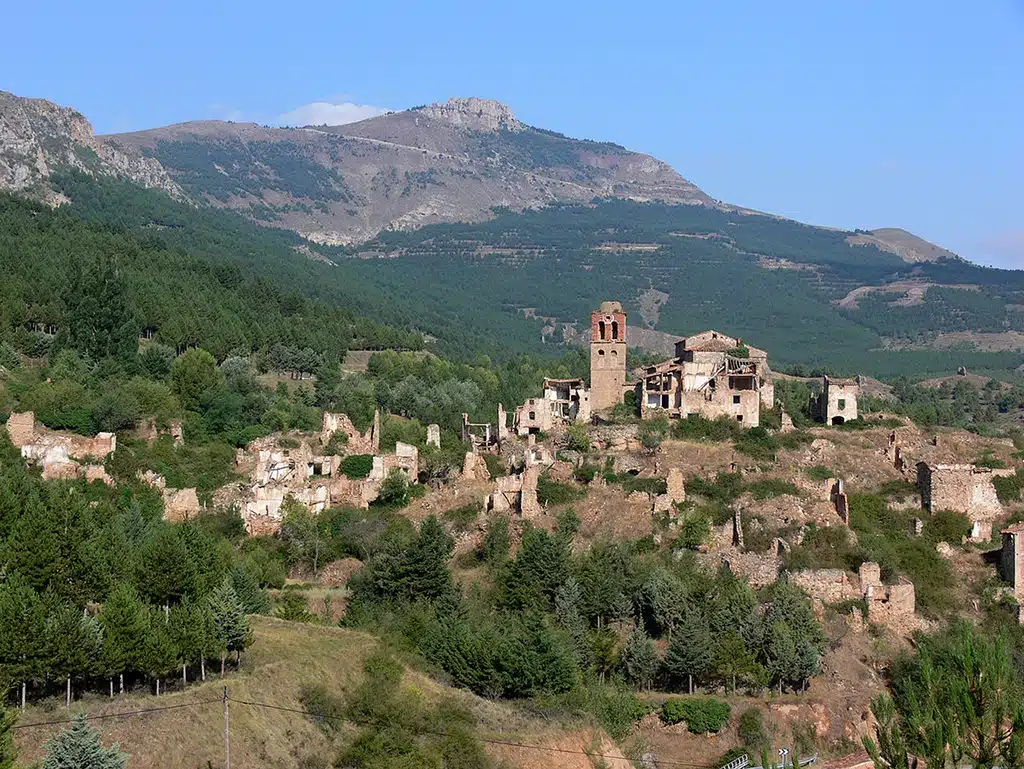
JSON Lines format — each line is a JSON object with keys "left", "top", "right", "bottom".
{"left": 6, "top": 411, "right": 115, "bottom": 483}
{"left": 638, "top": 330, "right": 774, "bottom": 426}
{"left": 813, "top": 376, "right": 859, "bottom": 425}
{"left": 1001, "top": 523, "right": 1024, "bottom": 622}
{"left": 790, "top": 561, "right": 919, "bottom": 634}
{"left": 590, "top": 301, "right": 628, "bottom": 411}
{"left": 514, "top": 378, "right": 591, "bottom": 436}
{"left": 236, "top": 411, "right": 419, "bottom": 535}
{"left": 917, "top": 461, "right": 1009, "bottom": 541}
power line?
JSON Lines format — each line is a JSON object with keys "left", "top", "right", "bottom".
{"left": 11, "top": 697, "right": 221, "bottom": 730}
{"left": 231, "top": 695, "right": 722, "bottom": 768}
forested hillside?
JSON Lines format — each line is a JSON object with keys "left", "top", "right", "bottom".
{"left": 357, "top": 201, "right": 1024, "bottom": 377}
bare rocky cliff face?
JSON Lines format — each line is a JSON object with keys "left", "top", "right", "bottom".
{"left": 0, "top": 91, "right": 182, "bottom": 205}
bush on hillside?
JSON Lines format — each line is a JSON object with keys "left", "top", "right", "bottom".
{"left": 661, "top": 697, "right": 730, "bottom": 733}
{"left": 339, "top": 454, "right": 374, "bottom": 479}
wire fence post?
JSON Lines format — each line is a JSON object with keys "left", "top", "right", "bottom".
{"left": 223, "top": 686, "right": 230, "bottom": 769}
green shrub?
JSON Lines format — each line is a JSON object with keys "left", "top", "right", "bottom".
{"left": 620, "top": 476, "right": 668, "bottom": 496}
{"left": 442, "top": 503, "right": 480, "bottom": 533}
{"left": 566, "top": 422, "right": 591, "bottom": 452}
{"left": 738, "top": 707, "right": 770, "bottom": 752}
{"left": 323, "top": 430, "right": 349, "bottom": 455}
{"left": 975, "top": 450, "right": 1008, "bottom": 469}
{"left": 804, "top": 465, "right": 835, "bottom": 482}
{"left": 994, "top": 471, "right": 1024, "bottom": 504}
{"left": 672, "top": 415, "right": 742, "bottom": 442}
{"left": 734, "top": 427, "right": 780, "bottom": 461}
{"left": 298, "top": 683, "right": 345, "bottom": 734}
{"left": 746, "top": 478, "right": 800, "bottom": 500}
{"left": 482, "top": 453, "right": 505, "bottom": 478}
{"left": 537, "top": 474, "right": 585, "bottom": 505}
{"left": 661, "top": 696, "right": 730, "bottom": 733}
{"left": 686, "top": 472, "right": 745, "bottom": 504}
{"left": 574, "top": 462, "right": 600, "bottom": 484}
{"left": 782, "top": 524, "right": 861, "bottom": 572}
{"left": 716, "top": 747, "right": 749, "bottom": 769}
{"left": 876, "top": 479, "right": 918, "bottom": 502}
{"left": 339, "top": 453, "right": 373, "bottom": 479}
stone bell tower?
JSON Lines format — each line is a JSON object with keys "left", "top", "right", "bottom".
{"left": 590, "top": 301, "right": 627, "bottom": 411}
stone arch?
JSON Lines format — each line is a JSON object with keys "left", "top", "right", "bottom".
{"left": 611, "top": 320, "right": 619, "bottom": 340}
{"left": 832, "top": 416, "right": 845, "bottom": 425}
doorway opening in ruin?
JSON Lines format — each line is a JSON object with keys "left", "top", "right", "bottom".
{"left": 832, "top": 416, "right": 845, "bottom": 425}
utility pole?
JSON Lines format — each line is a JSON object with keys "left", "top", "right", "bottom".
{"left": 223, "top": 686, "right": 230, "bottom": 769}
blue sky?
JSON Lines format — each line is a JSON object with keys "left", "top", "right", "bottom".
{"left": 3, "top": 1, "right": 1022, "bottom": 267}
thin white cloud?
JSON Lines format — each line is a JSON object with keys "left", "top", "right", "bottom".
{"left": 276, "top": 101, "right": 389, "bottom": 127}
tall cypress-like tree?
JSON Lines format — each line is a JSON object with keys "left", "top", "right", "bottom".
{"left": 42, "top": 712, "right": 126, "bottom": 769}
{"left": 144, "top": 607, "right": 178, "bottom": 696}
{"left": 135, "top": 526, "right": 198, "bottom": 609}
{"left": 402, "top": 515, "right": 454, "bottom": 601}
{"left": 208, "top": 578, "right": 250, "bottom": 675}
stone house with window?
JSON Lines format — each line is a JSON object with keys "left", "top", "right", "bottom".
{"left": 638, "top": 330, "right": 774, "bottom": 427}
{"left": 514, "top": 377, "right": 591, "bottom": 436}
{"left": 813, "top": 375, "right": 859, "bottom": 425}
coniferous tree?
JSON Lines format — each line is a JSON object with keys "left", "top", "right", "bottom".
{"left": 0, "top": 708, "right": 17, "bottom": 769}
{"left": 715, "top": 631, "right": 761, "bottom": 695}
{"left": 403, "top": 515, "right": 454, "bottom": 601}
{"left": 663, "top": 611, "right": 713, "bottom": 694}
{"left": 135, "top": 526, "right": 198, "bottom": 609}
{"left": 208, "top": 578, "right": 250, "bottom": 675}
{"left": 145, "top": 607, "right": 178, "bottom": 696}
{"left": 766, "top": 621, "right": 799, "bottom": 694}
{"left": 554, "top": 578, "right": 590, "bottom": 669}
{"left": 620, "top": 626, "right": 658, "bottom": 691}
{"left": 0, "top": 576, "right": 46, "bottom": 707}
{"left": 230, "top": 564, "right": 271, "bottom": 615}
{"left": 45, "top": 604, "right": 101, "bottom": 709}
{"left": 98, "top": 583, "right": 149, "bottom": 695}
{"left": 43, "top": 712, "right": 126, "bottom": 769}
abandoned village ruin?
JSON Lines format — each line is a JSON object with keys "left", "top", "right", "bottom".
{"left": 5, "top": 298, "right": 1024, "bottom": 628}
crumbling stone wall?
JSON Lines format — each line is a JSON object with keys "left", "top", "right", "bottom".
{"left": 917, "top": 462, "right": 1005, "bottom": 541}
{"left": 5, "top": 411, "right": 35, "bottom": 447}
{"left": 321, "top": 410, "right": 379, "bottom": 454}
{"left": 486, "top": 465, "right": 540, "bottom": 518}
{"left": 867, "top": 579, "right": 917, "bottom": 632}
{"left": 790, "top": 569, "right": 854, "bottom": 604}
{"left": 163, "top": 488, "right": 201, "bottom": 522}
{"left": 427, "top": 424, "right": 441, "bottom": 449}
{"left": 7, "top": 411, "right": 117, "bottom": 481}
{"left": 1001, "top": 523, "right": 1024, "bottom": 622}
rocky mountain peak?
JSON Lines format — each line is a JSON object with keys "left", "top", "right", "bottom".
{"left": 419, "top": 97, "right": 522, "bottom": 132}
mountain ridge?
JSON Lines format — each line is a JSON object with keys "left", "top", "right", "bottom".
{"left": 0, "top": 89, "right": 956, "bottom": 260}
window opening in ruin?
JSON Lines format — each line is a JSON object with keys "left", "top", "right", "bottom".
{"left": 733, "top": 395, "right": 741, "bottom": 404}
{"left": 662, "top": 394, "right": 669, "bottom": 408}
{"left": 529, "top": 411, "right": 536, "bottom": 420}
{"left": 611, "top": 321, "right": 619, "bottom": 340}
{"left": 599, "top": 321, "right": 606, "bottom": 340}
{"left": 611, "top": 349, "right": 618, "bottom": 357}
{"left": 838, "top": 399, "right": 846, "bottom": 410}
{"left": 832, "top": 416, "right": 845, "bottom": 425}
{"left": 736, "top": 415, "right": 743, "bottom": 422}
{"left": 598, "top": 349, "right": 605, "bottom": 357}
